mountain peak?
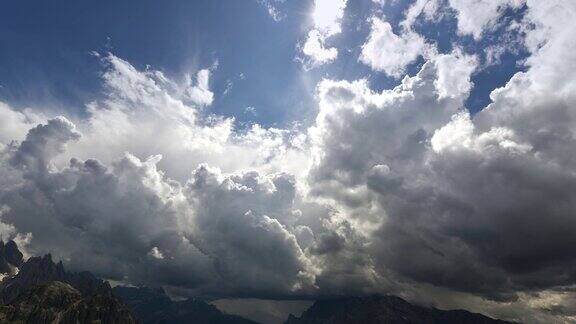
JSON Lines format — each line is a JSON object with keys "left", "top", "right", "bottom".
{"left": 0, "top": 240, "right": 23, "bottom": 274}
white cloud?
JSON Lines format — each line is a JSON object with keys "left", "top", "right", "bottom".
{"left": 312, "top": 0, "right": 347, "bottom": 37}
{"left": 447, "top": 0, "right": 526, "bottom": 39}
{"left": 52, "top": 54, "right": 308, "bottom": 183}
{"left": 0, "top": 103, "right": 43, "bottom": 145}
{"left": 302, "top": 30, "right": 338, "bottom": 66}
{"left": 360, "top": 17, "right": 430, "bottom": 77}
{"left": 431, "top": 111, "right": 531, "bottom": 154}
{"left": 9, "top": 116, "right": 81, "bottom": 175}
{"left": 149, "top": 247, "right": 164, "bottom": 260}
{"left": 400, "top": 0, "right": 441, "bottom": 30}
{"left": 185, "top": 69, "right": 214, "bottom": 107}
{"left": 300, "top": 0, "right": 348, "bottom": 67}
{"left": 433, "top": 49, "right": 478, "bottom": 99}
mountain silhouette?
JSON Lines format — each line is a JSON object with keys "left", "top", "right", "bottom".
{"left": 285, "top": 295, "right": 516, "bottom": 324}
{"left": 114, "top": 286, "right": 259, "bottom": 324}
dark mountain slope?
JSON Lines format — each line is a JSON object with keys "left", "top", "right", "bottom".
{"left": 285, "top": 296, "right": 516, "bottom": 324}
{"left": 114, "top": 286, "right": 260, "bottom": 324}
{"left": 0, "top": 280, "right": 134, "bottom": 323}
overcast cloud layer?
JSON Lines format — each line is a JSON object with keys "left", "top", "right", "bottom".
{"left": 1, "top": 0, "right": 576, "bottom": 323}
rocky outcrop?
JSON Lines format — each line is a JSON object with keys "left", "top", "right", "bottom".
{"left": 114, "top": 286, "right": 259, "bottom": 324}
{"left": 1, "top": 241, "right": 23, "bottom": 268}
{"left": 0, "top": 281, "right": 134, "bottom": 323}
{"left": 0, "top": 253, "right": 110, "bottom": 305}
{"left": 285, "top": 296, "right": 516, "bottom": 324}
{"left": 61, "top": 288, "right": 135, "bottom": 324}
{"left": 0, "top": 240, "right": 24, "bottom": 275}
{"left": 0, "top": 242, "right": 136, "bottom": 323}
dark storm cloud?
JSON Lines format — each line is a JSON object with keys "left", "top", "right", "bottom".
{"left": 307, "top": 0, "right": 576, "bottom": 304}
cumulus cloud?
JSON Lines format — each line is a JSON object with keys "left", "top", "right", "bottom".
{"left": 9, "top": 117, "right": 80, "bottom": 175}
{"left": 400, "top": 0, "right": 441, "bottom": 30}
{"left": 59, "top": 54, "right": 307, "bottom": 182}
{"left": 302, "top": 30, "right": 338, "bottom": 66}
{"left": 0, "top": 53, "right": 328, "bottom": 299}
{"left": 0, "top": 103, "right": 43, "bottom": 145}
{"left": 433, "top": 49, "right": 478, "bottom": 99}
{"left": 184, "top": 69, "right": 214, "bottom": 107}
{"left": 300, "top": 0, "right": 347, "bottom": 67}
{"left": 187, "top": 165, "right": 318, "bottom": 295}
{"left": 2, "top": 123, "right": 314, "bottom": 296}
{"left": 360, "top": 0, "right": 454, "bottom": 78}
{"left": 311, "top": 0, "right": 347, "bottom": 36}
{"left": 308, "top": 0, "right": 576, "bottom": 321}
{"left": 360, "top": 16, "right": 430, "bottom": 77}
{"left": 446, "top": 0, "right": 526, "bottom": 40}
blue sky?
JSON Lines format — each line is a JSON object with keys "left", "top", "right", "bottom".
{"left": 0, "top": 0, "right": 526, "bottom": 127}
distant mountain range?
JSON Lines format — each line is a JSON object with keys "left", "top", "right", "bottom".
{"left": 285, "top": 296, "right": 515, "bottom": 324}
{"left": 0, "top": 241, "right": 516, "bottom": 323}
{"left": 113, "top": 286, "right": 258, "bottom": 324}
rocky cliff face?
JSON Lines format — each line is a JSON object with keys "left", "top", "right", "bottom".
{"left": 0, "top": 240, "right": 23, "bottom": 275}
{"left": 285, "top": 296, "right": 516, "bottom": 324}
{"left": 0, "top": 241, "right": 136, "bottom": 324}
{"left": 114, "top": 286, "right": 259, "bottom": 324}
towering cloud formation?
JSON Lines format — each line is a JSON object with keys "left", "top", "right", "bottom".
{"left": 0, "top": 118, "right": 317, "bottom": 297}
{"left": 0, "top": 54, "right": 323, "bottom": 298}
{"left": 1, "top": 0, "right": 576, "bottom": 322}
{"left": 9, "top": 117, "right": 80, "bottom": 175}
